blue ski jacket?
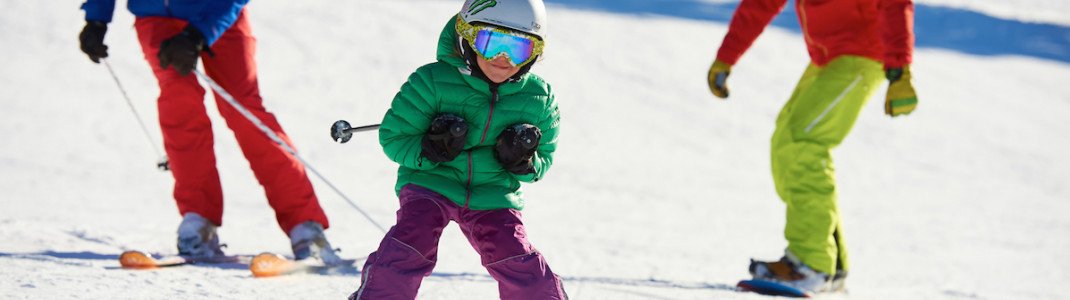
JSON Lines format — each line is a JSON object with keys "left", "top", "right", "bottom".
{"left": 81, "top": 0, "right": 249, "bottom": 45}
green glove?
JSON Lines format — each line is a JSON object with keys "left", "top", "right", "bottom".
{"left": 707, "top": 60, "right": 732, "bottom": 99}
{"left": 885, "top": 66, "right": 918, "bottom": 116}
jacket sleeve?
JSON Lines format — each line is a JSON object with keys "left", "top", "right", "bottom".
{"left": 511, "top": 90, "right": 559, "bottom": 183}
{"left": 715, "top": 0, "right": 790, "bottom": 65}
{"left": 878, "top": 0, "right": 915, "bottom": 68}
{"left": 379, "top": 68, "right": 440, "bottom": 171}
{"left": 186, "top": 0, "right": 249, "bottom": 45}
{"left": 81, "top": 0, "right": 116, "bottom": 23}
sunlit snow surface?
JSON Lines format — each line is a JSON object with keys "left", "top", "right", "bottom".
{"left": 2, "top": 0, "right": 1068, "bottom": 298}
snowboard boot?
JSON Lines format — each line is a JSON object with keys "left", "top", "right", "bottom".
{"left": 748, "top": 250, "right": 836, "bottom": 293}
{"left": 176, "top": 212, "right": 225, "bottom": 258}
{"left": 289, "top": 221, "right": 342, "bottom": 265}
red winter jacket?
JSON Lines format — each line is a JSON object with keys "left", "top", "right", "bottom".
{"left": 716, "top": 0, "right": 915, "bottom": 68}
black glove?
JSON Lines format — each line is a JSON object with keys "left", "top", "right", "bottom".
{"left": 158, "top": 26, "right": 206, "bottom": 76}
{"left": 494, "top": 124, "right": 541, "bottom": 175}
{"left": 421, "top": 114, "right": 468, "bottom": 163}
{"left": 79, "top": 21, "right": 109, "bottom": 63}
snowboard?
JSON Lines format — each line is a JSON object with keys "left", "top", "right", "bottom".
{"left": 118, "top": 250, "right": 250, "bottom": 269}
{"left": 736, "top": 279, "right": 811, "bottom": 298}
{"left": 249, "top": 252, "right": 359, "bottom": 278}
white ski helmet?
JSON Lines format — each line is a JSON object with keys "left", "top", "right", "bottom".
{"left": 459, "top": 0, "right": 547, "bottom": 40}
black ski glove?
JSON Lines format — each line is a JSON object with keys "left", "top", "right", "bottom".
{"left": 421, "top": 114, "right": 468, "bottom": 163}
{"left": 158, "top": 25, "right": 206, "bottom": 76}
{"left": 494, "top": 124, "right": 541, "bottom": 175}
{"left": 79, "top": 21, "right": 109, "bottom": 63}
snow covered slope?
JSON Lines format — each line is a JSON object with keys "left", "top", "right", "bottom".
{"left": 1, "top": 0, "right": 1068, "bottom": 299}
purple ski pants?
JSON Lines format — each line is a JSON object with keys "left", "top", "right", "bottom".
{"left": 351, "top": 184, "right": 566, "bottom": 300}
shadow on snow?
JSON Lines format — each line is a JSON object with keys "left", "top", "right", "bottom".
{"left": 0, "top": 250, "right": 118, "bottom": 261}
{"left": 0, "top": 251, "right": 250, "bottom": 271}
{"left": 545, "top": 0, "right": 1070, "bottom": 63}
{"left": 2, "top": 251, "right": 732, "bottom": 290}
{"left": 428, "top": 271, "right": 736, "bottom": 291}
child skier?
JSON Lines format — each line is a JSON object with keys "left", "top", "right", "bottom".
{"left": 350, "top": 0, "right": 566, "bottom": 299}
{"left": 707, "top": 0, "right": 918, "bottom": 294}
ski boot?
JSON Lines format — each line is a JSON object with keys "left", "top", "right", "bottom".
{"left": 289, "top": 221, "right": 342, "bottom": 265}
{"left": 748, "top": 250, "right": 843, "bottom": 293}
{"left": 176, "top": 212, "right": 225, "bottom": 258}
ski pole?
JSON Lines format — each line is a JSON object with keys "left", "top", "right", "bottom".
{"left": 192, "top": 69, "right": 387, "bottom": 233}
{"left": 330, "top": 120, "right": 380, "bottom": 143}
{"left": 102, "top": 59, "right": 170, "bottom": 171}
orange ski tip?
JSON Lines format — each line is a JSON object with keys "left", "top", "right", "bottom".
{"left": 250, "top": 252, "right": 292, "bottom": 278}
{"left": 119, "top": 250, "right": 158, "bottom": 269}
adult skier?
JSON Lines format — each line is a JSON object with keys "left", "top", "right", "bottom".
{"left": 707, "top": 0, "right": 918, "bottom": 293}
{"left": 78, "top": 0, "right": 341, "bottom": 263}
{"left": 350, "top": 0, "right": 567, "bottom": 298}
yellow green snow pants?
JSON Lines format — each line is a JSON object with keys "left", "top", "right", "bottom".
{"left": 771, "top": 56, "right": 883, "bottom": 275}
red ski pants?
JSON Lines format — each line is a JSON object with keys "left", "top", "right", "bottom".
{"left": 134, "top": 11, "right": 328, "bottom": 233}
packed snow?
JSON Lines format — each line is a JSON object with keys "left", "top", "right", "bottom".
{"left": 2, "top": 0, "right": 1068, "bottom": 299}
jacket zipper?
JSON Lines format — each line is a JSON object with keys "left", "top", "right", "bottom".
{"left": 797, "top": 0, "right": 829, "bottom": 58}
{"left": 477, "top": 85, "right": 499, "bottom": 144}
{"left": 463, "top": 152, "right": 474, "bottom": 209}
{"left": 465, "top": 85, "right": 499, "bottom": 209}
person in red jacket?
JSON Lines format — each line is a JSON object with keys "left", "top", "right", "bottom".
{"left": 78, "top": 0, "right": 342, "bottom": 263}
{"left": 707, "top": 0, "right": 919, "bottom": 293}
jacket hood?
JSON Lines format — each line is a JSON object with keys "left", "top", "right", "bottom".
{"left": 436, "top": 16, "right": 468, "bottom": 69}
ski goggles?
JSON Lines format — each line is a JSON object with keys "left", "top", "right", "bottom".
{"left": 456, "top": 18, "right": 544, "bottom": 67}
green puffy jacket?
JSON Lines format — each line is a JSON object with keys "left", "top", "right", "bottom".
{"left": 378, "top": 17, "right": 560, "bottom": 211}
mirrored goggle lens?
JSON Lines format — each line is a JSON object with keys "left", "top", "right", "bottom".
{"left": 472, "top": 29, "right": 535, "bottom": 66}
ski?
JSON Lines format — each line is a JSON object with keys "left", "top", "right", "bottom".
{"left": 118, "top": 250, "right": 250, "bottom": 269}
{"left": 736, "top": 279, "right": 811, "bottom": 298}
{"left": 249, "top": 252, "right": 359, "bottom": 278}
